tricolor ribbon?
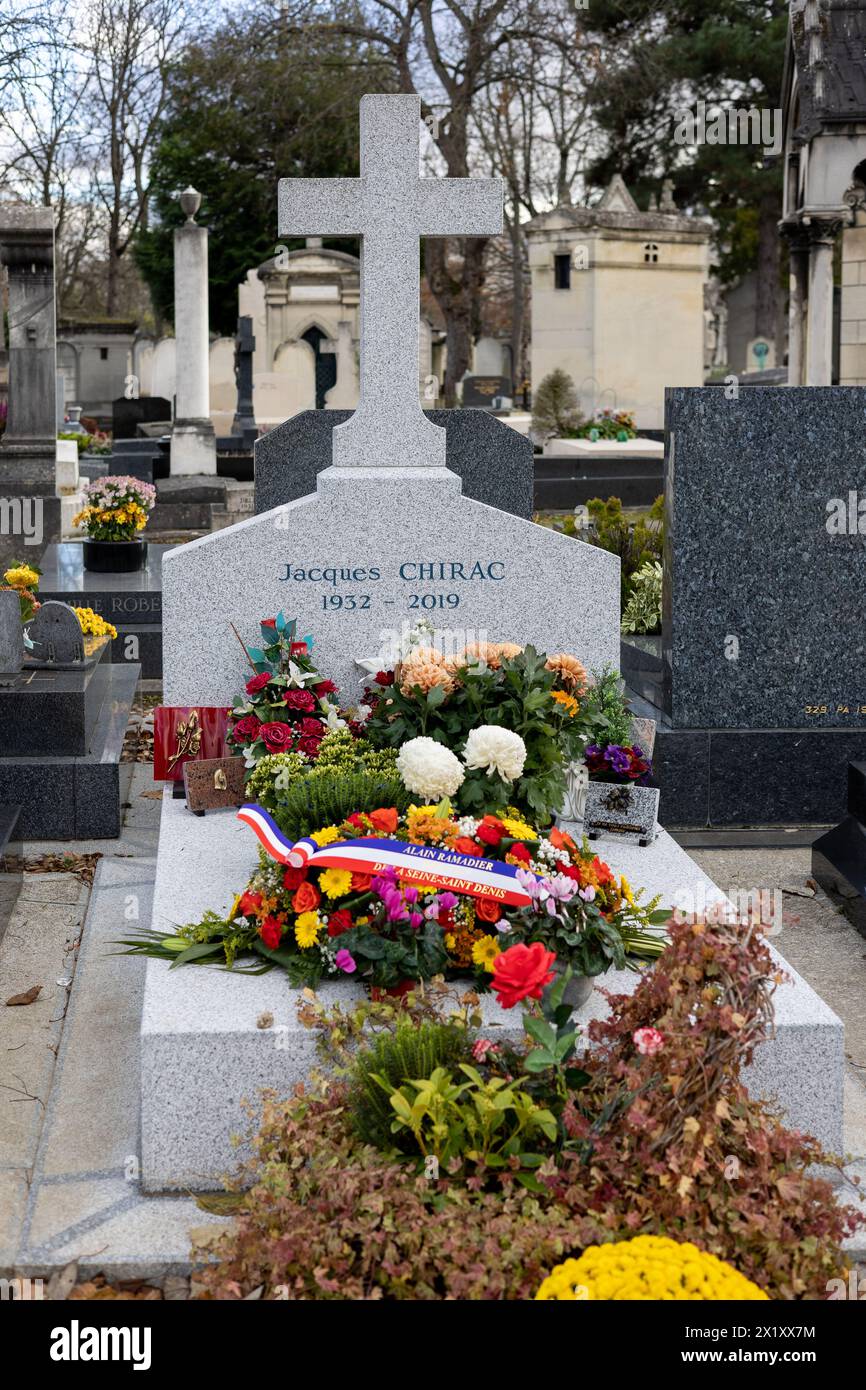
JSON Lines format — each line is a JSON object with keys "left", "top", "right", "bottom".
{"left": 237, "top": 803, "right": 534, "bottom": 908}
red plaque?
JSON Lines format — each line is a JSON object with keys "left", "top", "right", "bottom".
{"left": 153, "top": 706, "right": 231, "bottom": 782}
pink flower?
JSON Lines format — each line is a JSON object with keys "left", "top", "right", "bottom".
{"left": 471, "top": 1038, "right": 501, "bottom": 1063}
{"left": 633, "top": 1026, "right": 664, "bottom": 1057}
{"left": 335, "top": 948, "right": 356, "bottom": 974}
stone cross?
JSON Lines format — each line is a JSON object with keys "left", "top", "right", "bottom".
{"left": 231, "top": 314, "right": 257, "bottom": 441}
{"left": 278, "top": 94, "right": 502, "bottom": 470}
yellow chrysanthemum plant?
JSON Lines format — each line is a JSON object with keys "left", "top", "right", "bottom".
{"left": 2, "top": 561, "right": 42, "bottom": 623}
{"left": 536, "top": 1236, "right": 769, "bottom": 1301}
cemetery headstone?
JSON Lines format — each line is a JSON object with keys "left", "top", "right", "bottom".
{"left": 25, "top": 600, "right": 85, "bottom": 666}
{"left": 0, "top": 590, "right": 22, "bottom": 673}
{"left": 253, "top": 407, "right": 534, "bottom": 518}
{"left": 143, "top": 93, "right": 843, "bottom": 1192}
{"left": 170, "top": 188, "right": 217, "bottom": 475}
{"left": 112, "top": 395, "right": 172, "bottom": 441}
{"left": 462, "top": 374, "right": 512, "bottom": 408}
{"left": 625, "top": 385, "right": 866, "bottom": 827}
{"left": 230, "top": 316, "right": 257, "bottom": 443}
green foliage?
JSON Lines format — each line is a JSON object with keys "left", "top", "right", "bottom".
{"left": 365, "top": 646, "right": 579, "bottom": 823}
{"left": 58, "top": 431, "right": 92, "bottom": 453}
{"left": 381, "top": 1065, "right": 557, "bottom": 1169}
{"left": 272, "top": 769, "right": 412, "bottom": 842}
{"left": 580, "top": 666, "right": 634, "bottom": 748}
{"left": 530, "top": 368, "right": 584, "bottom": 439}
{"left": 134, "top": 8, "right": 392, "bottom": 333}
{"left": 621, "top": 560, "right": 663, "bottom": 635}
{"left": 585, "top": 495, "right": 663, "bottom": 606}
{"left": 348, "top": 1019, "right": 470, "bottom": 1152}
{"left": 244, "top": 731, "right": 400, "bottom": 821}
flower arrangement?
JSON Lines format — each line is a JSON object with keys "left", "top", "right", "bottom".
{"left": 1, "top": 561, "right": 41, "bottom": 623}
{"left": 534, "top": 1236, "right": 769, "bottom": 1301}
{"left": 190, "top": 908, "right": 864, "bottom": 1301}
{"left": 72, "top": 476, "right": 156, "bottom": 541}
{"left": 73, "top": 607, "right": 117, "bottom": 640}
{"left": 226, "top": 613, "right": 343, "bottom": 770}
{"left": 363, "top": 641, "right": 592, "bottom": 823}
{"left": 585, "top": 742, "right": 652, "bottom": 785}
{"left": 124, "top": 802, "right": 666, "bottom": 989}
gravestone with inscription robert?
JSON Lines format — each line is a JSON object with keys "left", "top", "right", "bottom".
{"left": 627, "top": 385, "right": 866, "bottom": 827}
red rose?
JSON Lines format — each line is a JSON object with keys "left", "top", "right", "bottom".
{"left": 230, "top": 714, "right": 262, "bottom": 745}
{"left": 369, "top": 807, "right": 398, "bottom": 834}
{"left": 292, "top": 881, "right": 321, "bottom": 913}
{"left": 261, "top": 618, "right": 276, "bottom": 628}
{"left": 508, "top": 843, "right": 532, "bottom": 865}
{"left": 476, "top": 816, "right": 506, "bottom": 847}
{"left": 298, "top": 716, "right": 324, "bottom": 736}
{"left": 282, "top": 866, "right": 307, "bottom": 890}
{"left": 327, "top": 909, "right": 353, "bottom": 938}
{"left": 260, "top": 721, "right": 295, "bottom": 752}
{"left": 291, "top": 640, "right": 309, "bottom": 655}
{"left": 313, "top": 680, "right": 338, "bottom": 697}
{"left": 453, "top": 836, "right": 482, "bottom": 856}
{"left": 283, "top": 688, "right": 317, "bottom": 712}
{"left": 260, "top": 915, "right": 283, "bottom": 950}
{"left": 246, "top": 672, "right": 272, "bottom": 694}
{"left": 475, "top": 897, "right": 502, "bottom": 923}
{"left": 238, "top": 890, "right": 262, "bottom": 917}
{"left": 351, "top": 872, "right": 372, "bottom": 891}
{"left": 298, "top": 734, "right": 324, "bottom": 757}
{"left": 375, "top": 670, "right": 394, "bottom": 686}
{"left": 491, "top": 942, "right": 556, "bottom": 1010}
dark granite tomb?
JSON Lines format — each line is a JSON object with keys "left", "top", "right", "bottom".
{"left": 254, "top": 408, "right": 533, "bottom": 519}
{"left": 622, "top": 387, "right": 866, "bottom": 829}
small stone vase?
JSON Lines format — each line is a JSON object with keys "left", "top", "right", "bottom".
{"left": 551, "top": 960, "right": 594, "bottom": 1013}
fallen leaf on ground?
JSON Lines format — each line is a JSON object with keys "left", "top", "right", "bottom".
{"left": 194, "top": 1192, "right": 246, "bottom": 1215}
{"left": 5, "top": 985, "right": 42, "bottom": 1006}
{"left": 140, "top": 790, "right": 164, "bottom": 800}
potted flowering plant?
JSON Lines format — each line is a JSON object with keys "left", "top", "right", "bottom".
{"left": 73, "top": 476, "right": 156, "bottom": 572}
{"left": 226, "top": 612, "right": 342, "bottom": 770}
{"left": 583, "top": 742, "right": 659, "bottom": 846}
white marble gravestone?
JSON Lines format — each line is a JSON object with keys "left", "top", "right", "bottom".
{"left": 142, "top": 94, "right": 843, "bottom": 1191}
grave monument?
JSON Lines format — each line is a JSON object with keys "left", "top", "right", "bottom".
{"left": 141, "top": 95, "right": 842, "bottom": 1191}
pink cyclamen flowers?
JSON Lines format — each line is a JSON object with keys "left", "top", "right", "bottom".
{"left": 334, "top": 948, "right": 356, "bottom": 974}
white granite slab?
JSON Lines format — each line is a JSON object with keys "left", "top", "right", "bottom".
{"left": 140, "top": 793, "right": 844, "bottom": 1190}
{"left": 162, "top": 472, "right": 621, "bottom": 704}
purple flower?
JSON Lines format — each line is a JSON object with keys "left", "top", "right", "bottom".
{"left": 579, "top": 884, "right": 596, "bottom": 902}
{"left": 403, "top": 886, "right": 419, "bottom": 905}
{"left": 585, "top": 744, "right": 601, "bottom": 759}
{"left": 409, "top": 911, "right": 423, "bottom": 930}
{"left": 606, "top": 744, "right": 631, "bottom": 774}
{"left": 495, "top": 918, "right": 511, "bottom": 933}
{"left": 335, "top": 948, "right": 356, "bottom": 974}
{"left": 437, "top": 892, "right": 459, "bottom": 911}
{"left": 516, "top": 867, "right": 542, "bottom": 900}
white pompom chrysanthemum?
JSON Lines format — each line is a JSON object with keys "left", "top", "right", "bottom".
{"left": 463, "top": 725, "right": 527, "bottom": 782}
{"left": 396, "top": 737, "right": 465, "bottom": 800}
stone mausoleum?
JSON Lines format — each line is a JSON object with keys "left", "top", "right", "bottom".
{"left": 525, "top": 175, "right": 711, "bottom": 430}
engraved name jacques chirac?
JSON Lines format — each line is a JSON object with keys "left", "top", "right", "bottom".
{"left": 279, "top": 559, "right": 507, "bottom": 613}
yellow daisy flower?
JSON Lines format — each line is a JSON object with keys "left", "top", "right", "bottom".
{"left": 311, "top": 825, "right": 343, "bottom": 847}
{"left": 318, "top": 867, "right": 353, "bottom": 899}
{"left": 471, "top": 935, "right": 502, "bottom": 972}
{"left": 294, "top": 911, "right": 322, "bottom": 948}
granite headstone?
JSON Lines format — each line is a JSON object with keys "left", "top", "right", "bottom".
{"left": 25, "top": 600, "right": 84, "bottom": 666}
{"left": 462, "top": 375, "right": 511, "bottom": 408}
{"left": 112, "top": 395, "right": 172, "bottom": 441}
{"left": 254, "top": 407, "right": 533, "bottom": 519}
{"left": 664, "top": 386, "right": 866, "bottom": 731}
